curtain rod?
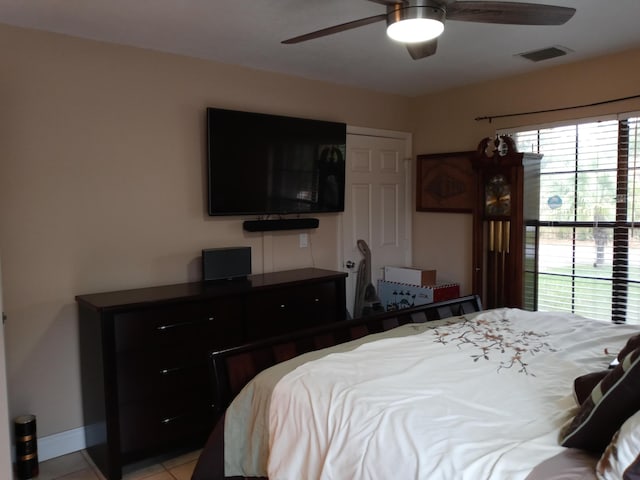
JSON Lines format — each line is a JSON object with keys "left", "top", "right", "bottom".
{"left": 475, "top": 93, "right": 640, "bottom": 123}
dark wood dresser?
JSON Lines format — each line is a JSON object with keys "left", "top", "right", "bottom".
{"left": 76, "top": 268, "right": 347, "bottom": 480}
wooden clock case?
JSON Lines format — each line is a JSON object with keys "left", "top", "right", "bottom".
{"left": 472, "top": 136, "right": 542, "bottom": 309}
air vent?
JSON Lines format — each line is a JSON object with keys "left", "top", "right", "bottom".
{"left": 516, "top": 46, "right": 572, "bottom": 62}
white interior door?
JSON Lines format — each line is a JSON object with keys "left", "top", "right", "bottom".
{"left": 0, "top": 258, "right": 11, "bottom": 478}
{"left": 341, "top": 129, "right": 412, "bottom": 317}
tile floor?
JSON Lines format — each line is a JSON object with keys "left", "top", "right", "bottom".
{"left": 23, "top": 448, "right": 200, "bottom": 480}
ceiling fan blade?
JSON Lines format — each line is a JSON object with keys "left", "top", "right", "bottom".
{"left": 406, "top": 39, "right": 438, "bottom": 60}
{"left": 447, "top": 1, "right": 576, "bottom": 25}
{"left": 366, "top": 0, "right": 406, "bottom": 5}
{"left": 282, "top": 14, "right": 387, "bottom": 44}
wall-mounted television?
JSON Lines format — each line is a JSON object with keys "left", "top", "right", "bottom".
{"left": 206, "top": 107, "right": 346, "bottom": 216}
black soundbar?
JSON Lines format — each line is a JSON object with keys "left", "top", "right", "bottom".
{"left": 243, "top": 218, "right": 319, "bottom": 232}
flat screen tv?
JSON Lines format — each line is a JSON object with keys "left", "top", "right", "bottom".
{"left": 206, "top": 107, "right": 346, "bottom": 216}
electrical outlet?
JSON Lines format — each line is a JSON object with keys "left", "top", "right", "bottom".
{"left": 299, "top": 233, "right": 308, "bottom": 248}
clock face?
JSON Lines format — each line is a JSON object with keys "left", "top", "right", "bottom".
{"left": 485, "top": 174, "right": 511, "bottom": 216}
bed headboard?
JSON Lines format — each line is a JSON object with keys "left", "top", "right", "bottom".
{"left": 208, "top": 294, "right": 482, "bottom": 415}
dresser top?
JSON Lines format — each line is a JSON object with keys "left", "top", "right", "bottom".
{"left": 76, "top": 268, "right": 347, "bottom": 312}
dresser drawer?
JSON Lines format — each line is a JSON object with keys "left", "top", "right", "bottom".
{"left": 116, "top": 347, "right": 211, "bottom": 405}
{"left": 118, "top": 396, "right": 214, "bottom": 455}
{"left": 293, "top": 281, "right": 338, "bottom": 317}
{"left": 246, "top": 282, "right": 338, "bottom": 338}
{"left": 114, "top": 298, "right": 242, "bottom": 351}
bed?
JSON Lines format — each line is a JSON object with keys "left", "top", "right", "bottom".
{"left": 191, "top": 296, "right": 640, "bottom": 480}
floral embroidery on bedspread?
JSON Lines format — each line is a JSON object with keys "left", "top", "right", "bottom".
{"left": 431, "top": 312, "right": 557, "bottom": 375}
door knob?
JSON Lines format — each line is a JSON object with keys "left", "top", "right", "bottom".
{"left": 345, "top": 260, "right": 356, "bottom": 269}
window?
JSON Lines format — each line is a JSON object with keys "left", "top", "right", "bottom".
{"left": 502, "top": 115, "right": 640, "bottom": 324}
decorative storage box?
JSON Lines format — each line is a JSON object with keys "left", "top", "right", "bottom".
{"left": 377, "top": 280, "right": 460, "bottom": 312}
{"left": 383, "top": 267, "right": 437, "bottom": 287}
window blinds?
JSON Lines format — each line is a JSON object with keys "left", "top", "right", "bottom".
{"left": 499, "top": 114, "right": 640, "bottom": 324}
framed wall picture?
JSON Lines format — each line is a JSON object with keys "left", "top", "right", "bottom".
{"left": 416, "top": 151, "right": 475, "bottom": 213}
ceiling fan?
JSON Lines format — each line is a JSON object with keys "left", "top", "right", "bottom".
{"left": 282, "top": 1, "right": 576, "bottom": 60}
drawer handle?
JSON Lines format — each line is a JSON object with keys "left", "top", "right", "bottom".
{"left": 157, "top": 317, "right": 214, "bottom": 331}
{"left": 160, "top": 366, "right": 185, "bottom": 375}
{"left": 160, "top": 413, "right": 187, "bottom": 425}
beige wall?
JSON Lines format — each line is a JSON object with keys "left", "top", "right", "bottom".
{"left": 0, "top": 24, "right": 412, "bottom": 438}
{"left": 411, "top": 48, "right": 640, "bottom": 294}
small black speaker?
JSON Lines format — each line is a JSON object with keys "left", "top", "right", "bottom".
{"left": 243, "top": 218, "right": 319, "bottom": 232}
{"left": 202, "top": 247, "right": 251, "bottom": 282}
{"left": 15, "top": 415, "right": 38, "bottom": 480}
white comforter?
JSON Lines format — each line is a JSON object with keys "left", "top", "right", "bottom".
{"left": 266, "top": 308, "right": 640, "bottom": 480}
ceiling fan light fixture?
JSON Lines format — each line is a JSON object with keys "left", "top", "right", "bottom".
{"left": 387, "top": 18, "right": 444, "bottom": 43}
{"left": 386, "top": 4, "right": 445, "bottom": 44}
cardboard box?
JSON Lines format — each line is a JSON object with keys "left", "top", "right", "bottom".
{"left": 377, "top": 280, "right": 460, "bottom": 312}
{"left": 383, "top": 266, "right": 436, "bottom": 287}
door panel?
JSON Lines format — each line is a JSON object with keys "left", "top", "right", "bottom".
{"left": 380, "top": 183, "right": 399, "bottom": 246}
{"left": 342, "top": 132, "right": 412, "bottom": 316}
{"left": 350, "top": 185, "right": 372, "bottom": 248}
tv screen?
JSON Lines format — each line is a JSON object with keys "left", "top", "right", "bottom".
{"left": 207, "top": 107, "right": 346, "bottom": 216}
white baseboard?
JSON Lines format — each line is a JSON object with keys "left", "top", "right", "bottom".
{"left": 36, "top": 426, "right": 86, "bottom": 462}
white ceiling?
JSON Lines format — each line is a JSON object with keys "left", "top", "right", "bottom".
{"left": 1, "top": 0, "right": 639, "bottom": 97}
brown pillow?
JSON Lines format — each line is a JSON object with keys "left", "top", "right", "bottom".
{"left": 560, "top": 347, "right": 640, "bottom": 452}
{"left": 618, "top": 334, "right": 640, "bottom": 362}
{"left": 573, "top": 370, "right": 609, "bottom": 405}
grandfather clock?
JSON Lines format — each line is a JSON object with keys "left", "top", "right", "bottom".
{"left": 472, "top": 136, "right": 542, "bottom": 309}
